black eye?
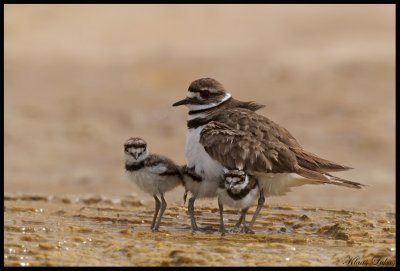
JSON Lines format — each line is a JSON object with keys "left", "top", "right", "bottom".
{"left": 200, "top": 91, "right": 211, "bottom": 99}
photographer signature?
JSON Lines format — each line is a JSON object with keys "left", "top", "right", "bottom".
{"left": 342, "top": 256, "right": 395, "bottom": 266}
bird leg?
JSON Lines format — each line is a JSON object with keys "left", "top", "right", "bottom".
{"left": 152, "top": 193, "right": 167, "bottom": 231}
{"left": 150, "top": 195, "right": 161, "bottom": 230}
{"left": 188, "top": 193, "right": 201, "bottom": 231}
{"left": 187, "top": 193, "right": 213, "bottom": 232}
{"left": 183, "top": 189, "right": 188, "bottom": 205}
{"left": 249, "top": 188, "right": 265, "bottom": 229}
{"left": 229, "top": 210, "right": 246, "bottom": 233}
{"left": 218, "top": 197, "right": 228, "bottom": 235}
{"left": 240, "top": 208, "right": 254, "bottom": 234}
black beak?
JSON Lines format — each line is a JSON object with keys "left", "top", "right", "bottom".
{"left": 172, "top": 98, "right": 190, "bottom": 107}
{"left": 129, "top": 151, "right": 139, "bottom": 159}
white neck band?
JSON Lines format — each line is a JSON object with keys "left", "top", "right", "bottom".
{"left": 188, "top": 93, "right": 232, "bottom": 112}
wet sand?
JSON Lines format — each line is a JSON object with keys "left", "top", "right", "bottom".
{"left": 4, "top": 193, "right": 396, "bottom": 266}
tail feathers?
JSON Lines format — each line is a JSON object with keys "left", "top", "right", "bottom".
{"left": 324, "top": 173, "right": 366, "bottom": 189}
{"left": 293, "top": 148, "right": 353, "bottom": 173}
{"left": 297, "top": 167, "right": 331, "bottom": 183}
{"left": 297, "top": 167, "right": 365, "bottom": 189}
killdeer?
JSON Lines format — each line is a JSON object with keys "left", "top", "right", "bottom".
{"left": 173, "top": 78, "right": 365, "bottom": 229}
{"left": 217, "top": 168, "right": 264, "bottom": 235}
{"left": 173, "top": 80, "right": 265, "bottom": 232}
{"left": 124, "top": 137, "right": 183, "bottom": 231}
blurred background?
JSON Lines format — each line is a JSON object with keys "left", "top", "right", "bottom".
{"left": 4, "top": 4, "right": 395, "bottom": 210}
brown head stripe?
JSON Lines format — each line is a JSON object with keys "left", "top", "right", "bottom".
{"left": 224, "top": 171, "right": 246, "bottom": 178}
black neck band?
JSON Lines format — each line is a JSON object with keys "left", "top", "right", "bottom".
{"left": 225, "top": 177, "right": 257, "bottom": 200}
{"left": 226, "top": 183, "right": 257, "bottom": 200}
{"left": 125, "top": 161, "right": 145, "bottom": 171}
{"left": 187, "top": 117, "right": 213, "bottom": 129}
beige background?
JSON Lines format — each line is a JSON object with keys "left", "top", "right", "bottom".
{"left": 4, "top": 4, "right": 395, "bottom": 210}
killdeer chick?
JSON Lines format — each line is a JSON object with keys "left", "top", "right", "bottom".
{"left": 124, "top": 137, "right": 183, "bottom": 231}
{"left": 173, "top": 78, "right": 365, "bottom": 229}
{"left": 217, "top": 169, "right": 264, "bottom": 235}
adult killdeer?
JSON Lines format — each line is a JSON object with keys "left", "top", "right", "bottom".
{"left": 217, "top": 169, "right": 264, "bottom": 235}
{"left": 124, "top": 137, "right": 183, "bottom": 231}
{"left": 173, "top": 80, "right": 265, "bottom": 232}
{"left": 173, "top": 78, "right": 365, "bottom": 230}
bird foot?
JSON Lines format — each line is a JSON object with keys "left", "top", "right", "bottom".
{"left": 228, "top": 227, "right": 242, "bottom": 234}
{"left": 219, "top": 226, "right": 228, "bottom": 236}
{"left": 240, "top": 226, "right": 255, "bottom": 234}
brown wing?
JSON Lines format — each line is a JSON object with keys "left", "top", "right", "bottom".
{"left": 200, "top": 120, "right": 364, "bottom": 189}
{"left": 200, "top": 121, "right": 299, "bottom": 173}
{"left": 212, "top": 108, "right": 352, "bottom": 173}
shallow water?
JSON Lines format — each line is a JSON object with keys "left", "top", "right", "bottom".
{"left": 4, "top": 193, "right": 396, "bottom": 266}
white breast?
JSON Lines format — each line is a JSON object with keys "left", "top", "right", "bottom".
{"left": 185, "top": 125, "right": 224, "bottom": 198}
{"left": 126, "top": 169, "right": 158, "bottom": 195}
{"left": 217, "top": 187, "right": 259, "bottom": 210}
{"left": 126, "top": 168, "right": 180, "bottom": 195}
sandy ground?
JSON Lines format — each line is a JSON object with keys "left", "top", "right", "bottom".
{"left": 4, "top": 194, "right": 396, "bottom": 266}
{"left": 4, "top": 4, "right": 396, "bottom": 266}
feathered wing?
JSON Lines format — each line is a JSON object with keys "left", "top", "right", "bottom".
{"left": 200, "top": 113, "right": 365, "bottom": 190}
{"left": 146, "top": 155, "right": 183, "bottom": 180}
{"left": 200, "top": 121, "right": 299, "bottom": 173}
{"left": 212, "top": 108, "right": 353, "bottom": 173}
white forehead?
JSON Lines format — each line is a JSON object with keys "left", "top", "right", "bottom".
{"left": 186, "top": 91, "right": 200, "bottom": 98}
{"left": 128, "top": 147, "right": 144, "bottom": 152}
{"left": 225, "top": 176, "right": 242, "bottom": 182}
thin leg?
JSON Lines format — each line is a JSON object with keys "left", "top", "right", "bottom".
{"left": 218, "top": 197, "right": 227, "bottom": 235}
{"left": 153, "top": 193, "right": 167, "bottom": 231}
{"left": 235, "top": 211, "right": 246, "bottom": 227}
{"left": 229, "top": 210, "right": 246, "bottom": 233}
{"left": 183, "top": 189, "right": 188, "bottom": 205}
{"left": 249, "top": 188, "right": 265, "bottom": 228}
{"left": 151, "top": 195, "right": 161, "bottom": 230}
{"left": 187, "top": 193, "right": 214, "bottom": 232}
{"left": 240, "top": 208, "right": 254, "bottom": 234}
{"left": 188, "top": 193, "right": 199, "bottom": 231}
